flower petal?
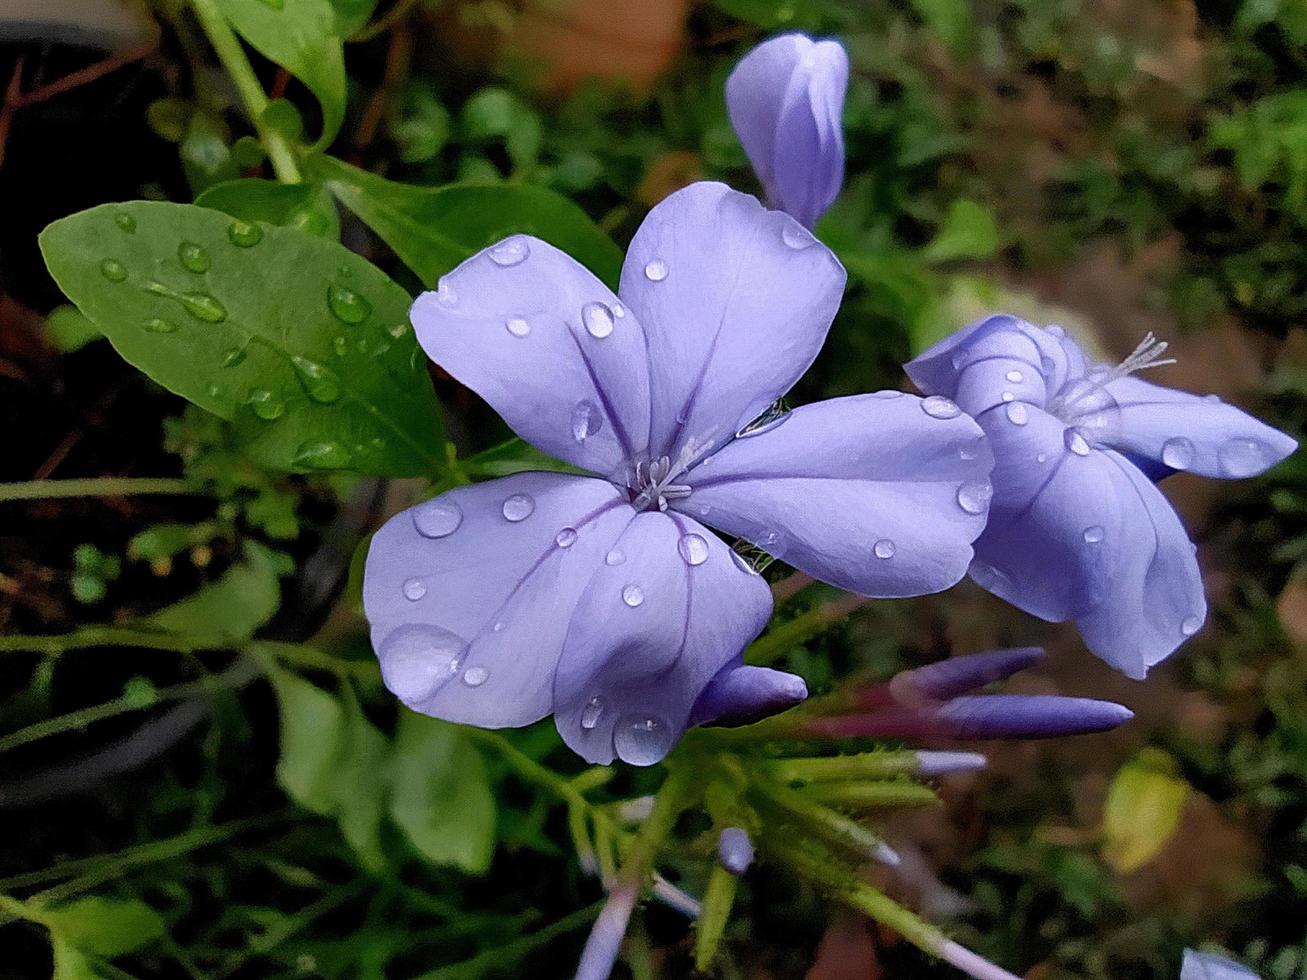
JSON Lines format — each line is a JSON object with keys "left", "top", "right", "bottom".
{"left": 411, "top": 236, "right": 651, "bottom": 480}
{"left": 552, "top": 511, "right": 772, "bottom": 765}
{"left": 618, "top": 182, "right": 847, "bottom": 464}
{"left": 682, "top": 393, "right": 993, "bottom": 596}
{"left": 1099, "top": 376, "right": 1296, "bottom": 479}
{"left": 688, "top": 658, "right": 808, "bottom": 727}
{"left": 364, "top": 472, "right": 632, "bottom": 727}
{"left": 1181, "top": 951, "right": 1261, "bottom": 980}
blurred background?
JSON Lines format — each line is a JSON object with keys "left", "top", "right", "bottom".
{"left": 1, "top": 0, "right": 1306, "bottom": 977}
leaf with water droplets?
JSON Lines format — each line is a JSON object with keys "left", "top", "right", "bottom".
{"left": 40, "top": 201, "right": 443, "bottom": 477}
{"left": 195, "top": 178, "right": 341, "bottom": 240}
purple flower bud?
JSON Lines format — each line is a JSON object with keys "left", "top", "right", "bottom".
{"left": 935, "top": 695, "right": 1134, "bottom": 739}
{"left": 717, "top": 826, "right": 755, "bottom": 875}
{"left": 890, "top": 647, "right": 1045, "bottom": 704}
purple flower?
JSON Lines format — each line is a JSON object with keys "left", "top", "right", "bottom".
{"left": 906, "top": 316, "right": 1297, "bottom": 678}
{"left": 726, "top": 34, "right": 849, "bottom": 229}
{"left": 717, "top": 826, "right": 755, "bottom": 874}
{"left": 363, "top": 181, "right": 993, "bottom": 766}
{"left": 1182, "top": 950, "right": 1260, "bottom": 980}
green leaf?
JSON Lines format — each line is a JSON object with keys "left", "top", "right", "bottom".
{"left": 314, "top": 155, "right": 624, "bottom": 288}
{"left": 148, "top": 541, "right": 286, "bottom": 639}
{"left": 195, "top": 178, "right": 341, "bottom": 240}
{"left": 40, "top": 201, "right": 443, "bottom": 477}
{"left": 46, "top": 305, "right": 101, "bottom": 352}
{"left": 332, "top": 692, "right": 391, "bottom": 871}
{"left": 270, "top": 668, "right": 347, "bottom": 815}
{"left": 389, "top": 714, "right": 496, "bottom": 873}
{"left": 707, "top": 0, "right": 821, "bottom": 29}
{"left": 460, "top": 87, "right": 542, "bottom": 172}
{"left": 42, "top": 896, "right": 166, "bottom": 958}
{"left": 329, "top": 0, "right": 379, "bottom": 35}
{"left": 181, "top": 110, "right": 239, "bottom": 195}
{"left": 214, "top": 0, "right": 346, "bottom": 147}
{"left": 921, "top": 199, "right": 999, "bottom": 264}
{"left": 1101, "top": 748, "right": 1192, "bottom": 874}
{"left": 463, "top": 436, "right": 582, "bottom": 479}
{"left": 907, "top": 0, "right": 973, "bottom": 55}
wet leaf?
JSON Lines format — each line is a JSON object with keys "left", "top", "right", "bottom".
{"left": 195, "top": 179, "right": 341, "bottom": 240}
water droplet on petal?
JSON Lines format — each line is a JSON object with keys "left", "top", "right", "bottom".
{"left": 613, "top": 714, "right": 674, "bottom": 765}
{"left": 1006, "top": 370, "right": 1024, "bottom": 383}
{"left": 378, "top": 624, "right": 466, "bottom": 702}
{"left": 969, "top": 560, "right": 1011, "bottom": 592}
{"left": 403, "top": 578, "right": 427, "bottom": 601}
{"left": 622, "top": 584, "right": 644, "bottom": 607}
{"left": 1161, "top": 436, "right": 1196, "bottom": 470}
{"left": 556, "top": 527, "right": 578, "bottom": 548}
{"left": 413, "top": 499, "right": 463, "bottom": 538}
{"left": 1203, "top": 394, "right": 1221, "bottom": 404}
{"left": 502, "top": 493, "right": 535, "bottom": 522}
{"left": 1083, "top": 525, "right": 1104, "bottom": 543}
{"left": 99, "top": 259, "right": 127, "bottom": 282}
{"left": 488, "top": 237, "right": 530, "bottom": 266}
{"left": 581, "top": 697, "right": 605, "bottom": 730}
{"left": 1218, "top": 438, "right": 1269, "bottom": 478}
{"left": 1001, "top": 391, "right": 1015, "bottom": 402}
{"left": 582, "top": 301, "right": 614, "bottom": 339}
{"left": 462, "top": 666, "right": 488, "bottom": 687}
{"left": 144, "top": 317, "right": 178, "bottom": 334}
{"left": 178, "top": 241, "right": 211, "bottom": 273}
{"left": 874, "top": 538, "right": 896, "bottom": 559}
{"left": 731, "top": 550, "right": 762, "bottom": 575}
{"left": 611, "top": 303, "right": 626, "bottom": 318}
{"left": 643, "top": 258, "right": 668, "bottom": 282}
{"left": 871, "top": 390, "right": 904, "bottom": 399}
{"left": 492, "top": 621, "right": 506, "bottom": 632}
{"left": 327, "top": 283, "right": 372, "bottom": 324}
{"left": 227, "top": 219, "right": 263, "bottom": 247}
{"left": 436, "top": 279, "right": 458, "bottom": 306}
{"left": 605, "top": 549, "right": 625, "bottom": 566}
{"left": 1005, "top": 402, "right": 1029, "bottom": 425}
{"left": 247, "top": 389, "right": 285, "bottom": 420}
{"left": 571, "top": 400, "right": 603, "bottom": 442}
{"left": 781, "top": 223, "right": 815, "bottom": 249}
{"left": 1064, "top": 427, "right": 1092, "bottom": 456}
{"left": 1181, "top": 615, "right": 1202, "bottom": 636}
{"left": 678, "top": 533, "right": 709, "bottom": 566}
{"left": 921, "top": 395, "right": 960, "bottom": 420}
{"left": 1036, "top": 452, "right": 1049, "bottom": 463}
{"left": 505, "top": 315, "right": 530, "bottom": 337}
{"left": 956, "top": 481, "right": 993, "bottom": 515}
{"left": 114, "top": 213, "right": 137, "bottom": 233}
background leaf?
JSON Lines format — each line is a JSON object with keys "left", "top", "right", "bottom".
{"left": 195, "top": 179, "right": 341, "bottom": 239}
{"left": 40, "top": 201, "right": 443, "bottom": 477}
{"left": 148, "top": 540, "right": 287, "bottom": 639}
{"left": 1101, "top": 748, "right": 1192, "bottom": 874}
{"left": 921, "top": 199, "right": 1000, "bottom": 264}
{"left": 271, "top": 668, "right": 347, "bottom": 816}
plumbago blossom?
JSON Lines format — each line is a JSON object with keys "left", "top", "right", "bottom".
{"left": 906, "top": 315, "right": 1296, "bottom": 678}
{"left": 363, "top": 181, "right": 994, "bottom": 766}
{"left": 1183, "top": 950, "right": 1261, "bottom": 980}
{"left": 726, "top": 33, "right": 849, "bottom": 228}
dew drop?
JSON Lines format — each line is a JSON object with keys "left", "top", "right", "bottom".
{"left": 492, "top": 621, "right": 506, "bottom": 632}
{"left": 436, "top": 279, "right": 458, "bottom": 307}
{"left": 378, "top": 624, "right": 466, "bottom": 703}
{"left": 291, "top": 440, "right": 350, "bottom": 469}
{"left": 413, "top": 499, "right": 463, "bottom": 538}
{"left": 178, "top": 241, "right": 211, "bottom": 273}
{"left": 611, "top": 303, "right": 626, "bottom": 318}
{"left": 731, "top": 550, "right": 762, "bottom": 575}
{"left": 332, "top": 335, "right": 348, "bottom": 357}
{"left": 289, "top": 356, "right": 342, "bottom": 404}
{"left": 403, "top": 578, "right": 427, "bottom": 601}
{"left": 99, "top": 259, "right": 127, "bottom": 282}
{"left": 207, "top": 383, "right": 222, "bottom": 399}
{"left": 1161, "top": 436, "right": 1196, "bottom": 470}
{"left": 956, "top": 481, "right": 993, "bottom": 515}
{"left": 247, "top": 389, "right": 285, "bottom": 420}
{"left": 582, "top": 301, "right": 615, "bottom": 339}
{"left": 605, "top": 549, "right": 625, "bottom": 566}
{"left": 1203, "top": 394, "right": 1222, "bottom": 404}
{"left": 581, "top": 697, "right": 605, "bottom": 730}
{"left": 871, "top": 390, "right": 905, "bottom": 399}
{"left": 327, "top": 283, "right": 372, "bottom": 324}
{"left": 1005, "top": 370, "right": 1024, "bottom": 383}
{"left": 874, "top": 538, "right": 896, "bottom": 559}
{"left": 462, "top": 666, "right": 489, "bottom": 687}
{"left": 227, "top": 219, "right": 263, "bottom": 247}
{"left": 505, "top": 316, "right": 531, "bottom": 338}
{"left": 969, "top": 560, "right": 1011, "bottom": 591}
{"left": 114, "top": 213, "right": 137, "bottom": 233}
{"left": 781, "top": 223, "right": 815, "bottom": 249}
{"left": 1036, "top": 452, "right": 1049, "bottom": 463}
{"left": 145, "top": 281, "right": 227, "bottom": 322}
{"left": 1083, "top": 525, "right": 1105, "bottom": 544}
{"left": 1218, "top": 438, "right": 1269, "bottom": 478}
{"left": 556, "top": 527, "right": 578, "bottom": 548}
{"left": 1064, "top": 427, "right": 1092, "bottom": 457}
{"left": 1001, "top": 391, "right": 1015, "bottom": 402}
{"left": 643, "top": 258, "right": 669, "bottom": 282}
{"left": 921, "top": 395, "right": 961, "bottom": 420}
{"left": 571, "top": 400, "right": 603, "bottom": 442}
{"left": 613, "top": 714, "right": 674, "bottom": 766}
{"left": 737, "top": 398, "right": 790, "bottom": 437}
{"left": 622, "top": 584, "right": 644, "bottom": 607}
{"left": 488, "top": 237, "right": 530, "bottom": 266}
{"left": 221, "top": 346, "right": 247, "bottom": 368}
{"left": 1005, "top": 402, "right": 1029, "bottom": 425}
{"left": 502, "top": 493, "right": 535, "bottom": 522}
{"left": 143, "top": 317, "right": 178, "bottom": 334}
{"left": 1181, "top": 615, "right": 1203, "bottom": 636}
{"left": 678, "top": 533, "right": 709, "bottom": 566}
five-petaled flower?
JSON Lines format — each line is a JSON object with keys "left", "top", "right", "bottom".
{"left": 364, "top": 181, "right": 993, "bottom": 766}
{"left": 906, "top": 314, "right": 1296, "bottom": 678}
{"left": 726, "top": 33, "right": 849, "bottom": 229}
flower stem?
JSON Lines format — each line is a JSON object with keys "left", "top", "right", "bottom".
{"left": 745, "top": 592, "right": 870, "bottom": 666}
{"left": 0, "top": 477, "right": 203, "bottom": 503}
{"left": 187, "top": 0, "right": 303, "bottom": 183}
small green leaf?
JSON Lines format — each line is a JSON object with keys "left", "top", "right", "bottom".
{"left": 42, "top": 896, "right": 166, "bottom": 958}
{"left": 314, "top": 155, "right": 624, "bottom": 288}
{"left": 460, "top": 87, "right": 542, "bottom": 172}
{"left": 195, "top": 179, "right": 341, "bottom": 239}
{"left": 40, "top": 201, "right": 443, "bottom": 477}
{"left": 46, "top": 305, "right": 101, "bottom": 352}
{"left": 389, "top": 714, "right": 496, "bottom": 873}
{"left": 181, "top": 110, "right": 239, "bottom": 195}
{"left": 1102, "top": 748, "right": 1192, "bottom": 874}
{"left": 333, "top": 693, "right": 390, "bottom": 870}
{"left": 270, "top": 668, "right": 347, "bottom": 815}
{"left": 921, "top": 199, "right": 999, "bottom": 264}
{"left": 707, "top": 0, "right": 821, "bottom": 29}
{"left": 329, "top": 0, "right": 379, "bottom": 35}
{"left": 214, "top": 0, "right": 346, "bottom": 147}
{"left": 463, "top": 436, "right": 582, "bottom": 479}
{"left": 149, "top": 541, "right": 286, "bottom": 639}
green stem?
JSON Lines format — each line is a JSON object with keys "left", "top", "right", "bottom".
{"left": 744, "top": 593, "right": 870, "bottom": 666}
{"left": 752, "top": 780, "right": 897, "bottom": 864}
{"left": 188, "top": 0, "right": 303, "bottom": 183}
{"left": 417, "top": 902, "right": 604, "bottom": 980}
{"left": 0, "top": 478, "right": 203, "bottom": 503}
{"left": 0, "top": 626, "right": 233, "bottom": 656}
{"left": 618, "top": 765, "right": 696, "bottom": 888}
{"left": 763, "top": 751, "right": 926, "bottom": 783}
{"left": 351, "top": 0, "right": 425, "bottom": 42}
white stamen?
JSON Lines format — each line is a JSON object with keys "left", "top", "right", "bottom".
{"left": 628, "top": 436, "right": 715, "bottom": 512}
{"left": 1099, "top": 331, "right": 1176, "bottom": 384}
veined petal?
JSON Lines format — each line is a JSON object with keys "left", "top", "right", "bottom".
{"left": 1100, "top": 376, "right": 1296, "bottom": 479}
{"left": 618, "top": 182, "right": 846, "bottom": 465}
{"left": 1182, "top": 951, "right": 1261, "bottom": 980}
{"left": 682, "top": 393, "right": 993, "bottom": 597}
{"left": 411, "top": 236, "right": 651, "bottom": 480}
{"left": 552, "top": 511, "right": 772, "bottom": 765}
{"left": 364, "top": 472, "right": 633, "bottom": 727}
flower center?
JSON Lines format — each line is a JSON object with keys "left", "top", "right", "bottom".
{"left": 629, "top": 455, "right": 693, "bottom": 512}
{"left": 1046, "top": 331, "right": 1177, "bottom": 439}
